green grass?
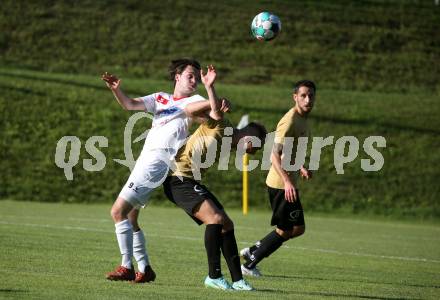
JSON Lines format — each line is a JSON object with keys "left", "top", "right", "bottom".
{"left": 0, "top": 0, "right": 438, "bottom": 92}
{"left": 0, "top": 200, "right": 439, "bottom": 299}
{"left": 1, "top": 67, "right": 439, "bottom": 218}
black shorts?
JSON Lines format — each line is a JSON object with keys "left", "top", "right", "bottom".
{"left": 163, "top": 176, "right": 223, "bottom": 225}
{"left": 268, "top": 186, "right": 305, "bottom": 230}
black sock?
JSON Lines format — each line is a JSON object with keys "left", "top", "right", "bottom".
{"left": 221, "top": 230, "right": 242, "bottom": 282}
{"left": 205, "top": 224, "right": 223, "bottom": 279}
{"left": 244, "top": 230, "right": 285, "bottom": 269}
{"left": 249, "top": 244, "right": 259, "bottom": 254}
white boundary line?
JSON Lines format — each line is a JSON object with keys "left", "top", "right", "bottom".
{"left": 1, "top": 220, "right": 439, "bottom": 264}
{"left": 4, "top": 215, "right": 440, "bottom": 241}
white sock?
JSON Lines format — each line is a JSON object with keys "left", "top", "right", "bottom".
{"left": 133, "top": 229, "right": 149, "bottom": 273}
{"left": 115, "top": 219, "right": 133, "bottom": 268}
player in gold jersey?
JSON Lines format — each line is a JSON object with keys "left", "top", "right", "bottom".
{"left": 163, "top": 107, "right": 266, "bottom": 291}
{"left": 240, "top": 80, "right": 316, "bottom": 277}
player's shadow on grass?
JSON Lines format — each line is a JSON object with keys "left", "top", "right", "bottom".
{"left": 264, "top": 274, "right": 440, "bottom": 289}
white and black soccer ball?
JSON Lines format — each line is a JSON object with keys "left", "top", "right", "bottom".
{"left": 251, "top": 12, "right": 281, "bottom": 41}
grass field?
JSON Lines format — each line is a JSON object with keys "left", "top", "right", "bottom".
{"left": 0, "top": 200, "right": 439, "bottom": 299}
{"left": 1, "top": 0, "right": 438, "bottom": 92}
{"left": 1, "top": 2, "right": 438, "bottom": 297}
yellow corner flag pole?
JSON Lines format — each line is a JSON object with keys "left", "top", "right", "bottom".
{"left": 242, "top": 153, "right": 249, "bottom": 215}
{"left": 237, "top": 114, "right": 250, "bottom": 216}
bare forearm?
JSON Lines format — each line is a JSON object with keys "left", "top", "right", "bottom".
{"left": 206, "top": 85, "right": 222, "bottom": 120}
{"left": 111, "top": 88, "right": 129, "bottom": 109}
{"left": 111, "top": 89, "right": 144, "bottom": 110}
{"left": 271, "top": 151, "right": 292, "bottom": 185}
{"left": 184, "top": 100, "right": 211, "bottom": 117}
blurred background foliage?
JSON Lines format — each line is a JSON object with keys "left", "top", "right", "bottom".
{"left": 1, "top": 0, "right": 439, "bottom": 219}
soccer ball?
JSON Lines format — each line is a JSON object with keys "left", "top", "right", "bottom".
{"left": 251, "top": 12, "right": 281, "bottom": 41}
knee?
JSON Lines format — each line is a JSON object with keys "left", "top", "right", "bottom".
{"left": 110, "top": 198, "right": 129, "bottom": 223}
{"left": 292, "top": 225, "right": 305, "bottom": 238}
{"left": 275, "top": 228, "right": 291, "bottom": 240}
{"left": 209, "top": 212, "right": 224, "bottom": 225}
{"left": 276, "top": 225, "right": 305, "bottom": 240}
{"left": 110, "top": 205, "right": 122, "bottom": 222}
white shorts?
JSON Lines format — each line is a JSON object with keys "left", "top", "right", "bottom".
{"left": 119, "top": 148, "right": 172, "bottom": 209}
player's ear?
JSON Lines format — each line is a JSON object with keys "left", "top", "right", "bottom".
{"left": 292, "top": 92, "right": 298, "bottom": 103}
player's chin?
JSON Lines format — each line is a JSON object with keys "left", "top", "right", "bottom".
{"left": 184, "top": 88, "right": 194, "bottom": 95}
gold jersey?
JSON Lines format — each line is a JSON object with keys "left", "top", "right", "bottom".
{"left": 266, "top": 108, "right": 310, "bottom": 189}
{"left": 171, "top": 118, "right": 232, "bottom": 179}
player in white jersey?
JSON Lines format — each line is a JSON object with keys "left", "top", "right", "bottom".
{"left": 101, "top": 59, "right": 222, "bottom": 283}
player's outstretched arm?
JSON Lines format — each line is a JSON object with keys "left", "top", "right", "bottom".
{"left": 184, "top": 100, "right": 211, "bottom": 117}
{"left": 184, "top": 98, "right": 231, "bottom": 126}
{"left": 200, "top": 65, "right": 223, "bottom": 121}
{"left": 101, "top": 72, "right": 145, "bottom": 110}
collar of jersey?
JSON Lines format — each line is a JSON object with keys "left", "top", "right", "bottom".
{"left": 172, "top": 95, "right": 189, "bottom": 101}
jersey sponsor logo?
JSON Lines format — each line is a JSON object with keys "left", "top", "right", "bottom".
{"left": 156, "top": 106, "right": 181, "bottom": 117}
{"left": 288, "top": 210, "right": 302, "bottom": 222}
{"left": 155, "top": 94, "right": 169, "bottom": 105}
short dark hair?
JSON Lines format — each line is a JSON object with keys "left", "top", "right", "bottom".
{"left": 247, "top": 122, "right": 267, "bottom": 145}
{"left": 293, "top": 80, "right": 316, "bottom": 94}
{"left": 169, "top": 58, "right": 201, "bottom": 81}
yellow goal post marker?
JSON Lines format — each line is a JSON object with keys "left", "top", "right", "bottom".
{"left": 237, "top": 115, "right": 249, "bottom": 215}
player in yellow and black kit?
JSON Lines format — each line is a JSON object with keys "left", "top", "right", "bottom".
{"left": 240, "top": 80, "right": 316, "bottom": 277}
{"left": 163, "top": 108, "right": 266, "bottom": 291}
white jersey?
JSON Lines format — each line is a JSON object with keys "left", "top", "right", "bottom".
{"left": 118, "top": 92, "right": 205, "bottom": 207}
{"left": 140, "top": 92, "right": 205, "bottom": 153}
